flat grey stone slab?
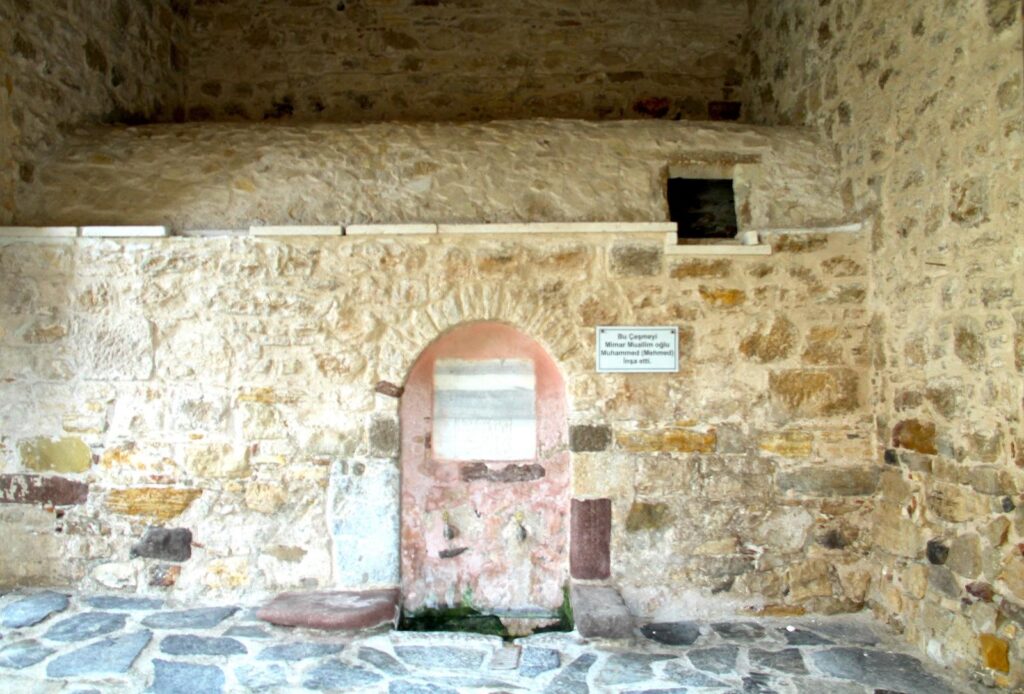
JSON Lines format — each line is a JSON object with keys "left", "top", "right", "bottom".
{"left": 571, "top": 583, "right": 633, "bottom": 638}
{"left": 543, "top": 652, "right": 596, "bottom": 694}
{"left": 0, "top": 639, "right": 56, "bottom": 669}
{"left": 519, "top": 647, "right": 560, "bottom": 677}
{"left": 0, "top": 591, "right": 69, "bottom": 628}
{"left": 224, "top": 625, "right": 271, "bottom": 639}
{"left": 811, "top": 647, "right": 954, "bottom": 693}
{"left": 663, "top": 661, "right": 729, "bottom": 688}
{"left": 389, "top": 682, "right": 457, "bottom": 694}
{"left": 257, "top": 641, "right": 342, "bottom": 661}
{"left": 779, "top": 626, "right": 834, "bottom": 646}
{"left": 640, "top": 621, "right": 701, "bottom": 646}
{"left": 750, "top": 647, "right": 807, "bottom": 675}
{"left": 303, "top": 660, "right": 383, "bottom": 690}
{"left": 622, "top": 689, "right": 688, "bottom": 694}
{"left": 359, "top": 646, "right": 409, "bottom": 676}
{"left": 85, "top": 596, "right": 164, "bottom": 611}
{"left": 160, "top": 634, "right": 247, "bottom": 656}
{"left": 142, "top": 606, "right": 238, "bottom": 629}
{"left": 710, "top": 621, "right": 766, "bottom": 641}
{"left": 152, "top": 658, "right": 224, "bottom": 694}
{"left": 235, "top": 662, "right": 289, "bottom": 691}
{"left": 45, "top": 630, "right": 151, "bottom": 677}
{"left": 43, "top": 611, "right": 126, "bottom": 642}
{"left": 596, "top": 653, "right": 673, "bottom": 686}
{"left": 742, "top": 672, "right": 782, "bottom": 692}
{"left": 687, "top": 645, "right": 738, "bottom": 674}
{"left": 395, "top": 645, "right": 486, "bottom": 670}
{"left": 808, "top": 621, "right": 880, "bottom": 646}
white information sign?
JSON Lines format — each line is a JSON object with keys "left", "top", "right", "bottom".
{"left": 596, "top": 326, "right": 679, "bottom": 373}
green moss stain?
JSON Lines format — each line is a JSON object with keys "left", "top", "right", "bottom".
{"left": 19, "top": 436, "right": 92, "bottom": 473}
{"left": 399, "top": 604, "right": 509, "bottom": 639}
{"left": 625, "top": 501, "right": 670, "bottom": 531}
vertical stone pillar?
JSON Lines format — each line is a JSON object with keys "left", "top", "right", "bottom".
{"left": 570, "top": 498, "right": 611, "bottom": 580}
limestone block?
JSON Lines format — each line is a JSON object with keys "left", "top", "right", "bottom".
{"left": 245, "top": 482, "right": 286, "bottom": 514}
{"left": 740, "top": 316, "right": 798, "bottom": 363}
{"left": 1001, "top": 557, "right": 1024, "bottom": 601}
{"left": 787, "top": 558, "right": 834, "bottom": 600}
{"left": 18, "top": 436, "right": 91, "bottom": 473}
{"left": 873, "top": 505, "right": 922, "bottom": 558}
{"left": 203, "top": 557, "right": 251, "bottom": 590}
{"left": 777, "top": 466, "right": 879, "bottom": 497}
{"left": 573, "top": 453, "right": 633, "bottom": 498}
{"left": 186, "top": 443, "right": 250, "bottom": 479}
{"left": 609, "top": 243, "right": 663, "bottom": 277}
{"left": 947, "top": 534, "right": 982, "bottom": 579}
{"left": 758, "top": 431, "right": 814, "bottom": 458}
{"left": 241, "top": 403, "right": 288, "bottom": 440}
{"left": 753, "top": 507, "right": 814, "bottom": 553}
{"left": 892, "top": 419, "right": 937, "bottom": 455}
{"left": 91, "top": 560, "right": 140, "bottom": 590}
{"left": 77, "top": 317, "right": 153, "bottom": 380}
{"left": 926, "top": 483, "right": 988, "bottom": 523}
{"left": 328, "top": 459, "right": 399, "bottom": 587}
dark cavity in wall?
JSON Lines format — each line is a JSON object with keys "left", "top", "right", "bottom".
{"left": 668, "top": 178, "right": 738, "bottom": 241}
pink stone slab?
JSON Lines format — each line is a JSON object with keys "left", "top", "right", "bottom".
{"left": 256, "top": 589, "right": 399, "bottom": 630}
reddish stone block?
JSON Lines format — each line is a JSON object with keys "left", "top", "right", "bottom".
{"left": 571, "top": 498, "right": 611, "bottom": 580}
{"left": 0, "top": 474, "right": 88, "bottom": 506}
{"left": 257, "top": 589, "right": 399, "bottom": 630}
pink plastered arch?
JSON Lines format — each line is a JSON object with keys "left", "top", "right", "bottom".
{"left": 399, "top": 321, "right": 569, "bottom": 612}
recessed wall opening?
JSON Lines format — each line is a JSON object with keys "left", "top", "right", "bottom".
{"left": 667, "top": 177, "right": 738, "bottom": 242}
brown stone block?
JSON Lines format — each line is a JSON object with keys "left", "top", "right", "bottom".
{"left": 569, "top": 424, "right": 612, "bottom": 452}
{"left": 258, "top": 589, "right": 399, "bottom": 630}
{"left": 106, "top": 487, "right": 202, "bottom": 521}
{"left": 670, "top": 258, "right": 731, "bottom": 279}
{"left": 571, "top": 498, "right": 611, "bottom": 580}
{"left": 772, "top": 234, "right": 828, "bottom": 253}
{"left": 892, "top": 419, "right": 937, "bottom": 454}
{"left": 0, "top": 474, "right": 88, "bottom": 506}
{"left": 769, "top": 368, "right": 860, "bottom": 417}
{"left": 617, "top": 428, "right": 716, "bottom": 453}
{"left": 740, "top": 317, "right": 797, "bottom": 362}
{"left": 698, "top": 286, "right": 746, "bottom": 308}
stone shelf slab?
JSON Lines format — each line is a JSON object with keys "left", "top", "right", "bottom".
{"left": 81, "top": 225, "right": 168, "bottom": 237}
{"left": 256, "top": 589, "right": 399, "bottom": 630}
{"left": 665, "top": 243, "right": 772, "bottom": 256}
{"left": 249, "top": 225, "right": 342, "bottom": 236}
{"left": 345, "top": 223, "right": 437, "bottom": 235}
{"left": 0, "top": 226, "right": 77, "bottom": 238}
{"left": 438, "top": 222, "right": 677, "bottom": 235}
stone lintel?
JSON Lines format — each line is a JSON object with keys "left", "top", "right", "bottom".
{"left": 666, "top": 243, "right": 771, "bottom": 256}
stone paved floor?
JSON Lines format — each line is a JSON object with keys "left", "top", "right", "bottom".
{"left": 0, "top": 591, "right": 983, "bottom": 693}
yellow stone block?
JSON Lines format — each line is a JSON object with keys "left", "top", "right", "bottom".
{"left": 699, "top": 286, "right": 746, "bottom": 307}
{"left": 759, "top": 431, "right": 814, "bottom": 458}
{"left": 979, "top": 633, "right": 1010, "bottom": 673}
{"left": 186, "top": 443, "right": 250, "bottom": 479}
{"left": 617, "top": 428, "right": 716, "bottom": 453}
{"left": 204, "top": 557, "right": 250, "bottom": 590}
{"left": 105, "top": 487, "right": 202, "bottom": 521}
{"left": 19, "top": 436, "right": 92, "bottom": 473}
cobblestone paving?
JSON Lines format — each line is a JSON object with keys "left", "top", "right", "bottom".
{"left": 0, "top": 591, "right": 982, "bottom": 693}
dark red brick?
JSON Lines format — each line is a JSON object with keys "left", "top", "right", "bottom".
{"left": 571, "top": 498, "right": 611, "bottom": 580}
{"left": 0, "top": 474, "right": 88, "bottom": 506}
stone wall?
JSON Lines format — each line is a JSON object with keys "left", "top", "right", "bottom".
{"left": 0, "top": 229, "right": 873, "bottom": 620}
{"left": 12, "top": 120, "right": 845, "bottom": 230}
{"left": 183, "top": 0, "right": 747, "bottom": 123}
{"left": 744, "top": 0, "right": 1024, "bottom": 687}
{"left": 0, "top": 0, "right": 188, "bottom": 224}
